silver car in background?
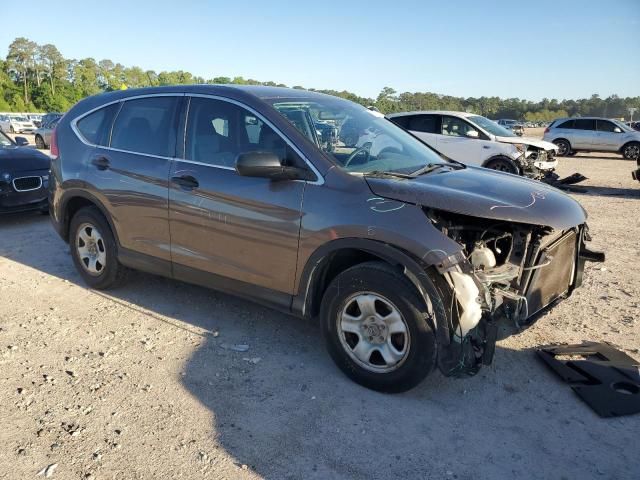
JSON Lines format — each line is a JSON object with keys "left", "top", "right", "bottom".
{"left": 34, "top": 117, "right": 61, "bottom": 149}
{"left": 543, "top": 117, "right": 640, "bottom": 160}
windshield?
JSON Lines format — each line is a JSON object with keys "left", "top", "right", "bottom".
{"left": 268, "top": 96, "right": 448, "bottom": 175}
{"left": 0, "top": 130, "right": 13, "bottom": 147}
{"left": 12, "top": 116, "right": 28, "bottom": 122}
{"left": 468, "top": 115, "right": 517, "bottom": 137}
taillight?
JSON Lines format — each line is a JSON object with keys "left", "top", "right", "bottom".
{"left": 544, "top": 127, "right": 550, "bottom": 134}
{"left": 50, "top": 126, "right": 59, "bottom": 158}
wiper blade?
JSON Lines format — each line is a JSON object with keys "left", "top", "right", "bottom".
{"left": 409, "top": 163, "right": 451, "bottom": 177}
{"left": 364, "top": 170, "right": 414, "bottom": 179}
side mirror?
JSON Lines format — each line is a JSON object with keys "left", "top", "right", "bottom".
{"left": 465, "top": 130, "right": 479, "bottom": 138}
{"left": 235, "top": 151, "right": 315, "bottom": 181}
{"left": 14, "top": 136, "right": 29, "bottom": 146}
{"left": 614, "top": 127, "right": 622, "bottom": 133}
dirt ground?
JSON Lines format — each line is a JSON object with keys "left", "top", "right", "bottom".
{"left": 1, "top": 132, "right": 639, "bottom": 479}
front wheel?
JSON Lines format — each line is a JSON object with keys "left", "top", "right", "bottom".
{"left": 553, "top": 139, "right": 571, "bottom": 156}
{"left": 69, "top": 206, "right": 127, "bottom": 289}
{"left": 485, "top": 157, "right": 520, "bottom": 175}
{"left": 320, "top": 261, "right": 437, "bottom": 393}
{"left": 622, "top": 142, "right": 640, "bottom": 160}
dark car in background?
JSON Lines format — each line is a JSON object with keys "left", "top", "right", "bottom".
{"left": 50, "top": 85, "right": 602, "bottom": 392}
{"left": 0, "top": 130, "right": 50, "bottom": 214}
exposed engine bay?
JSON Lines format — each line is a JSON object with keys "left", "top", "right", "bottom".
{"left": 424, "top": 208, "right": 603, "bottom": 377}
{"left": 520, "top": 146, "right": 556, "bottom": 179}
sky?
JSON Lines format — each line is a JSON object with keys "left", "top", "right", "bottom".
{"left": 1, "top": 0, "right": 639, "bottom": 101}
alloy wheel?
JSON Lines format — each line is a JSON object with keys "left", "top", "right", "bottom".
{"left": 624, "top": 144, "right": 640, "bottom": 160}
{"left": 76, "top": 223, "right": 107, "bottom": 276}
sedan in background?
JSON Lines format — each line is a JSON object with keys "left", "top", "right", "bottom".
{"left": 34, "top": 117, "right": 60, "bottom": 149}
{"left": 388, "top": 111, "right": 558, "bottom": 179}
{"left": 0, "top": 129, "right": 50, "bottom": 214}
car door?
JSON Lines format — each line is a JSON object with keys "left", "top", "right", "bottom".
{"left": 83, "top": 95, "right": 181, "bottom": 270}
{"left": 436, "top": 115, "right": 484, "bottom": 163}
{"left": 403, "top": 114, "right": 441, "bottom": 150}
{"left": 595, "top": 119, "right": 623, "bottom": 151}
{"left": 569, "top": 118, "right": 596, "bottom": 149}
{"left": 168, "top": 96, "right": 306, "bottom": 296}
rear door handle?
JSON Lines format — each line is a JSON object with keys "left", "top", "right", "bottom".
{"left": 171, "top": 175, "right": 199, "bottom": 189}
{"left": 91, "top": 155, "right": 110, "bottom": 170}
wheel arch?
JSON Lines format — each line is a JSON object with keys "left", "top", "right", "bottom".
{"left": 294, "top": 238, "right": 433, "bottom": 320}
{"left": 620, "top": 140, "right": 640, "bottom": 153}
{"left": 59, "top": 190, "right": 120, "bottom": 246}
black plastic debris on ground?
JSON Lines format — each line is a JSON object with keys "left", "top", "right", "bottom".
{"left": 543, "top": 173, "right": 589, "bottom": 192}
{"left": 536, "top": 342, "right": 640, "bottom": 418}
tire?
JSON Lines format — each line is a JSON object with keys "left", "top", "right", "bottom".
{"left": 553, "top": 139, "right": 571, "bottom": 157}
{"left": 9, "top": 125, "right": 15, "bottom": 133}
{"left": 622, "top": 142, "right": 640, "bottom": 160}
{"left": 35, "top": 135, "right": 45, "bottom": 149}
{"left": 69, "top": 206, "right": 127, "bottom": 289}
{"left": 320, "top": 261, "right": 437, "bottom": 393}
{"left": 485, "top": 157, "right": 519, "bottom": 175}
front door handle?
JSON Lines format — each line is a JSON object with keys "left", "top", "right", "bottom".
{"left": 91, "top": 155, "right": 110, "bottom": 170}
{"left": 171, "top": 175, "right": 199, "bottom": 189}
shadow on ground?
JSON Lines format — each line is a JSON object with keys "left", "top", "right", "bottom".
{"left": 2, "top": 213, "right": 638, "bottom": 479}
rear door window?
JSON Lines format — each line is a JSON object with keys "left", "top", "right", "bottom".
{"left": 76, "top": 103, "right": 120, "bottom": 146}
{"left": 389, "top": 115, "right": 410, "bottom": 129}
{"left": 111, "top": 96, "right": 180, "bottom": 157}
{"left": 407, "top": 115, "right": 440, "bottom": 134}
{"left": 573, "top": 119, "right": 596, "bottom": 131}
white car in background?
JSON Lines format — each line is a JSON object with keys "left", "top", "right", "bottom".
{"left": 0, "top": 114, "right": 10, "bottom": 132}
{"left": 1, "top": 115, "right": 36, "bottom": 133}
{"left": 388, "top": 111, "right": 558, "bottom": 179}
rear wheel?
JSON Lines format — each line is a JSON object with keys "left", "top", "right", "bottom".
{"left": 320, "top": 261, "right": 437, "bottom": 393}
{"left": 553, "top": 139, "right": 571, "bottom": 156}
{"left": 622, "top": 142, "right": 640, "bottom": 160}
{"left": 485, "top": 157, "right": 519, "bottom": 175}
{"left": 69, "top": 207, "right": 127, "bottom": 289}
{"left": 35, "top": 135, "right": 45, "bottom": 149}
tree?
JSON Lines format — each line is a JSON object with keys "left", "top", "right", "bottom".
{"left": 39, "top": 44, "right": 65, "bottom": 95}
{"left": 2, "top": 36, "right": 639, "bottom": 120}
{"left": 6, "top": 37, "right": 37, "bottom": 105}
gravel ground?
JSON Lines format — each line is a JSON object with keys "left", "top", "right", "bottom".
{"left": 0, "top": 134, "right": 639, "bottom": 479}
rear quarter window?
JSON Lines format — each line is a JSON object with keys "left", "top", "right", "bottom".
{"left": 556, "top": 119, "right": 574, "bottom": 129}
{"left": 76, "top": 103, "right": 120, "bottom": 146}
{"left": 110, "top": 96, "right": 181, "bottom": 157}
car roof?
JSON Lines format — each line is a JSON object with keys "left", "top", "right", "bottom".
{"left": 85, "top": 84, "right": 337, "bottom": 103}
{"left": 387, "top": 110, "right": 478, "bottom": 118}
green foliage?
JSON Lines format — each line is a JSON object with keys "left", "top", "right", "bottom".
{"left": 2, "top": 37, "right": 640, "bottom": 121}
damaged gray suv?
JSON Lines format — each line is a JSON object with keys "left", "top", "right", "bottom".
{"left": 50, "top": 86, "right": 603, "bottom": 392}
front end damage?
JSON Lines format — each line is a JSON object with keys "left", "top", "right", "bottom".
{"left": 423, "top": 209, "right": 604, "bottom": 377}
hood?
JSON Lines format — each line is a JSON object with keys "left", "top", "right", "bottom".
{"left": 495, "top": 136, "right": 558, "bottom": 151}
{"left": 0, "top": 146, "right": 51, "bottom": 172}
{"left": 365, "top": 166, "right": 586, "bottom": 230}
